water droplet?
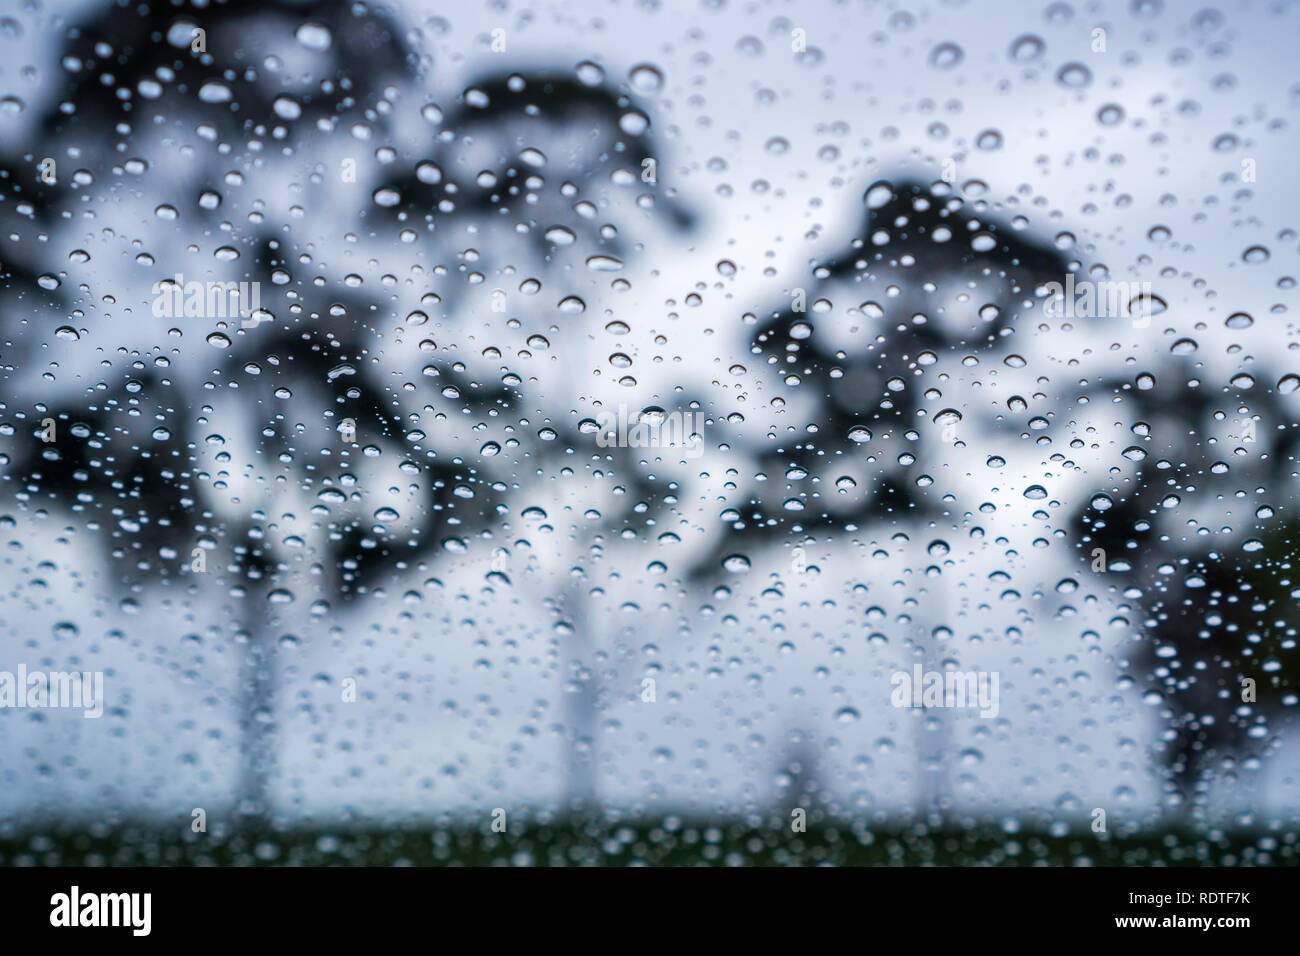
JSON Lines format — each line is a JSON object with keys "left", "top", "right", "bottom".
{"left": 722, "top": 554, "right": 751, "bottom": 573}
{"left": 929, "top": 42, "right": 964, "bottom": 69}
{"left": 575, "top": 60, "right": 605, "bottom": 86}
{"left": 1009, "top": 34, "right": 1045, "bottom": 62}
{"left": 1096, "top": 103, "right": 1125, "bottom": 126}
{"left": 295, "top": 22, "right": 332, "bottom": 52}
{"left": 198, "top": 82, "right": 232, "bottom": 103}
{"left": 1055, "top": 62, "right": 1093, "bottom": 88}
{"left": 273, "top": 97, "right": 302, "bottom": 121}
{"left": 629, "top": 63, "right": 664, "bottom": 93}
{"left": 864, "top": 181, "right": 894, "bottom": 209}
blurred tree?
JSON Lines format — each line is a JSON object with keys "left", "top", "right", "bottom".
{"left": 686, "top": 176, "right": 1069, "bottom": 816}
{"left": 1, "top": 0, "right": 423, "bottom": 825}
{"left": 1073, "top": 364, "right": 1300, "bottom": 812}
{"left": 5, "top": 0, "right": 700, "bottom": 822}
{"left": 47, "top": 0, "right": 410, "bottom": 143}
{"left": 691, "top": 178, "right": 1068, "bottom": 575}
{"left": 374, "top": 68, "right": 699, "bottom": 813}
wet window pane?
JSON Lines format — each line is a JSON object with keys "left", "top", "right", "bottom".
{"left": 0, "top": 0, "right": 1296, "bottom": 867}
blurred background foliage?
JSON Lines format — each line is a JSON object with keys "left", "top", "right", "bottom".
{"left": 1, "top": 0, "right": 1297, "bottom": 862}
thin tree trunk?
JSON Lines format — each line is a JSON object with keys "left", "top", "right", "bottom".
{"left": 236, "top": 606, "right": 275, "bottom": 829}
{"left": 562, "top": 580, "right": 597, "bottom": 815}
{"left": 916, "top": 588, "right": 951, "bottom": 817}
